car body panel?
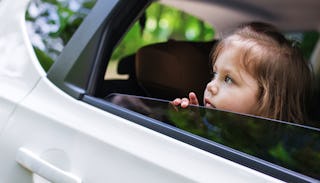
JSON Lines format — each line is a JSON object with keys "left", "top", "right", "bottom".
{"left": 0, "top": 0, "right": 45, "bottom": 133}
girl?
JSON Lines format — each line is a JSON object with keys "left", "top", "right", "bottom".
{"left": 173, "top": 22, "right": 313, "bottom": 123}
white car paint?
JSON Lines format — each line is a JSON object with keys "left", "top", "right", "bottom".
{"left": 0, "top": 0, "right": 285, "bottom": 182}
{"left": 0, "top": 0, "right": 45, "bottom": 133}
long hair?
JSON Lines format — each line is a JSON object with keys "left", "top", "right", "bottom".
{"left": 211, "top": 22, "right": 312, "bottom": 123}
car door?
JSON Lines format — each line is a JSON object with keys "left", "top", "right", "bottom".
{"left": 0, "top": 0, "right": 286, "bottom": 182}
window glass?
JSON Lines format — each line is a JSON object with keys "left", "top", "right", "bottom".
{"left": 106, "top": 93, "right": 320, "bottom": 180}
{"left": 105, "top": 2, "right": 215, "bottom": 80}
{"left": 25, "top": 0, "right": 97, "bottom": 71}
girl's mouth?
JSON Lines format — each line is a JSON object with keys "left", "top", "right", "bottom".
{"left": 204, "top": 98, "right": 216, "bottom": 108}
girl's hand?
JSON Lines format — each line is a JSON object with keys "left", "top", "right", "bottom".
{"left": 172, "top": 92, "right": 199, "bottom": 108}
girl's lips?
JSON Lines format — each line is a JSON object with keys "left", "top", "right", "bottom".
{"left": 204, "top": 98, "right": 216, "bottom": 108}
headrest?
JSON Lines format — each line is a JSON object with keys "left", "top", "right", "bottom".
{"left": 117, "top": 54, "right": 135, "bottom": 79}
{"left": 135, "top": 40, "right": 216, "bottom": 102}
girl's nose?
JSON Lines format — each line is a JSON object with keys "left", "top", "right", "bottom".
{"left": 207, "top": 81, "right": 218, "bottom": 95}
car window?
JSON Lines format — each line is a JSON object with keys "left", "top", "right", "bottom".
{"left": 105, "top": 93, "right": 320, "bottom": 180}
{"left": 99, "top": 1, "right": 320, "bottom": 122}
{"left": 25, "top": 0, "right": 97, "bottom": 71}
{"left": 96, "top": 2, "right": 216, "bottom": 104}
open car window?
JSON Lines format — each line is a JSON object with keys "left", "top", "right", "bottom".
{"left": 96, "top": 2, "right": 215, "bottom": 102}
{"left": 97, "top": 2, "right": 320, "bottom": 125}
{"left": 105, "top": 93, "right": 320, "bottom": 180}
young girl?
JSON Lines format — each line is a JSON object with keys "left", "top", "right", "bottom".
{"left": 173, "top": 22, "right": 313, "bottom": 123}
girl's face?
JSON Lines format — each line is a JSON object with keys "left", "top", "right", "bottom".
{"left": 203, "top": 45, "right": 259, "bottom": 115}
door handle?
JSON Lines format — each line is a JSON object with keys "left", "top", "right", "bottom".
{"left": 16, "top": 147, "right": 82, "bottom": 183}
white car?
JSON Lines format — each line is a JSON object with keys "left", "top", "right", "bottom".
{"left": 0, "top": 0, "right": 319, "bottom": 182}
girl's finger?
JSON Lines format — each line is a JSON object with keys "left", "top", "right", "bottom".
{"left": 172, "top": 98, "right": 182, "bottom": 106}
{"left": 189, "top": 92, "right": 199, "bottom": 105}
{"left": 181, "top": 98, "right": 190, "bottom": 108}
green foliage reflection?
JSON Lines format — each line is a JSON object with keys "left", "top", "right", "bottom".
{"left": 168, "top": 106, "right": 320, "bottom": 179}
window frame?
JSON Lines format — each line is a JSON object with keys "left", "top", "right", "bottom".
{"left": 47, "top": 0, "right": 150, "bottom": 99}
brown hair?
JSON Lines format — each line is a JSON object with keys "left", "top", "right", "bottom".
{"left": 211, "top": 22, "right": 312, "bottom": 123}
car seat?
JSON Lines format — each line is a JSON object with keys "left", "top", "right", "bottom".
{"left": 135, "top": 40, "right": 217, "bottom": 103}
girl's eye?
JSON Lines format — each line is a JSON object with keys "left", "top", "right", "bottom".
{"left": 225, "top": 76, "right": 233, "bottom": 84}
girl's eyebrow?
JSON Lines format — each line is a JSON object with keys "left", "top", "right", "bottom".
{"left": 217, "top": 64, "right": 237, "bottom": 75}
{"left": 214, "top": 62, "right": 241, "bottom": 80}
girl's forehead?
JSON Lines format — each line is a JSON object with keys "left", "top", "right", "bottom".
{"left": 227, "top": 37, "right": 262, "bottom": 61}
{"left": 221, "top": 41, "right": 245, "bottom": 58}
{"left": 215, "top": 44, "right": 244, "bottom": 67}
{"left": 216, "top": 40, "right": 258, "bottom": 75}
